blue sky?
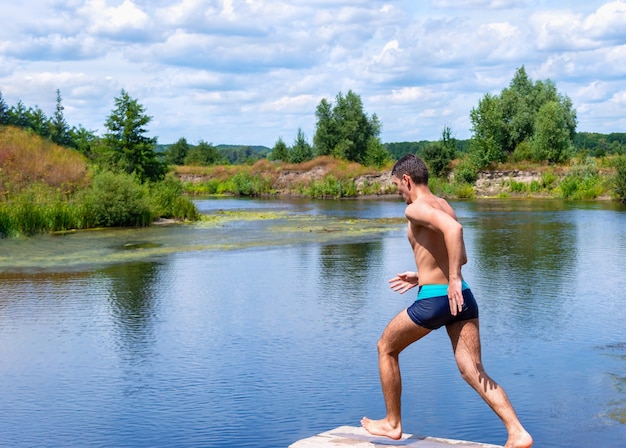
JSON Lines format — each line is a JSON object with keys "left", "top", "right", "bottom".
{"left": 1, "top": 0, "right": 625, "bottom": 147}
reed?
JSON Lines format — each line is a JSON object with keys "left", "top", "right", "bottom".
{"left": 0, "top": 184, "right": 84, "bottom": 237}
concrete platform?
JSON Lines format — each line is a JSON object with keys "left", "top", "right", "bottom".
{"left": 289, "top": 426, "right": 502, "bottom": 448}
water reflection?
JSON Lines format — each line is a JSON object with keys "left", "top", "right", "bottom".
{"left": 316, "top": 241, "right": 385, "bottom": 326}
{"left": 98, "top": 262, "right": 162, "bottom": 362}
{"left": 466, "top": 202, "right": 577, "bottom": 337}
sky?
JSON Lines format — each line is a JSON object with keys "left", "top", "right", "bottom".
{"left": 1, "top": 0, "right": 625, "bottom": 147}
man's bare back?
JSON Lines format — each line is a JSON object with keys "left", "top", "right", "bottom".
{"left": 406, "top": 195, "right": 467, "bottom": 287}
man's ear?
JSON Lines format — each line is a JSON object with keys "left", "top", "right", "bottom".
{"left": 403, "top": 174, "right": 412, "bottom": 189}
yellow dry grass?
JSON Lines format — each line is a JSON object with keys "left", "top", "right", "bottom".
{"left": 0, "top": 126, "right": 90, "bottom": 195}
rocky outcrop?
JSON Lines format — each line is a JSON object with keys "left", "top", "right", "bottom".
{"left": 474, "top": 170, "right": 540, "bottom": 197}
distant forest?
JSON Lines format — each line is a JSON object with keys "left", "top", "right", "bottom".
{"left": 156, "top": 132, "right": 626, "bottom": 166}
{"left": 384, "top": 133, "right": 626, "bottom": 161}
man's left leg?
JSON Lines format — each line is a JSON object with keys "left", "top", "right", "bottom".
{"left": 446, "top": 319, "right": 533, "bottom": 448}
{"left": 361, "top": 309, "right": 430, "bottom": 440}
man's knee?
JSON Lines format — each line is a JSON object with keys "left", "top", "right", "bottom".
{"left": 377, "top": 335, "right": 392, "bottom": 355}
{"left": 377, "top": 332, "right": 401, "bottom": 357}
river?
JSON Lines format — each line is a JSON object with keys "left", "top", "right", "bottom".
{"left": 0, "top": 197, "right": 625, "bottom": 447}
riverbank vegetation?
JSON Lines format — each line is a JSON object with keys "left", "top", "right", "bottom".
{"left": 0, "top": 90, "right": 199, "bottom": 238}
{"left": 2, "top": 66, "right": 626, "bottom": 237}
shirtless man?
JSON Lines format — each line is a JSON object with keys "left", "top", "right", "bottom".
{"left": 361, "top": 154, "right": 533, "bottom": 448}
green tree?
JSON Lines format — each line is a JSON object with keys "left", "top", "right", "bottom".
{"left": 469, "top": 66, "right": 577, "bottom": 167}
{"left": 313, "top": 98, "right": 335, "bottom": 157}
{"left": 364, "top": 137, "right": 389, "bottom": 168}
{"left": 313, "top": 90, "right": 384, "bottom": 165}
{"left": 219, "top": 145, "right": 260, "bottom": 164}
{"left": 289, "top": 128, "right": 313, "bottom": 163}
{"left": 70, "top": 125, "right": 98, "bottom": 157}
{"left": 184, "top": 140, "right": 221, "bottom": 166}
{"left": 0, "top": 91, "right": 8, "bottom": 125}
{"left": 165, "top": 137, "right": 190, "bottom": 165}
{"left": 423, "top": 126, "right": 457, "bottom": 177}
{"left": 50, "top": 89, "right": 71, "bottom": 147}
{"left": 469, "top": 93, "right": 509, "bottom": 166}
{"left": 103, "top": 89, "right": 166, "bottom": 182}
{"left": 8, "top": 100, "right": 30, "bottom": 128}
{"left": 269, "top": 137, "right": 289, "bottom": 162}
{"left": 531, "top": 101, "right": 573, "bottom": 163}
{"left": 27, "top": 106, "right": 50, "bottom": 138}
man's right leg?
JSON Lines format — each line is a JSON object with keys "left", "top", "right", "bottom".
{"left": 361, "top": 309, "right": 431, "bottom": 440}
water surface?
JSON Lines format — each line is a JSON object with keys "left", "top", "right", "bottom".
{"left": 0, "top": 198, "right": 625, "bottom": 447}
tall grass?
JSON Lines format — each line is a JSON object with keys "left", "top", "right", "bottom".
{"left": 0, "top": 126, "right": 89, "bottom": 195}
{"left": 0, "top": 184, "right": 84, "bottom": 237}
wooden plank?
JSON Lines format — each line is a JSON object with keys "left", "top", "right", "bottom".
{"left": 289, "top": 426, "right": 503, "bottom": 448}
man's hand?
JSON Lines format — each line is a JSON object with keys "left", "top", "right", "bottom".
{"left": 388, "top": 271, "right": 419, "bottom": 294}
{"left": 447, "top": 278, "right": 464, "bottom": 316}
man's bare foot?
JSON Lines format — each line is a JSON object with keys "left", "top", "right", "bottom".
{"left": 504, "top": 429, "right": 533, "bottom": 448}
{"left": 360, "top": 416, "right": 402, "bottom": 440}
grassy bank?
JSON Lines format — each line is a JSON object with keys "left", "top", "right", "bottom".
{"left": 0, "top": 126, "right": 198, "bottom": 237}
{"left": 176, "top": 154, "right": 626, "bottom": 202}
{"left": 175, "top": 156, "right": 395, "bottom": 198}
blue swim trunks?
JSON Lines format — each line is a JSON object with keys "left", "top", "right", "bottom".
{"left": 406, "top": 281, "right": 479, "bottom": 330}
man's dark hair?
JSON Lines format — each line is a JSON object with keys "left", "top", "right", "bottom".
{"left": 391, "top": 154, "right": 429, "bottom": 185}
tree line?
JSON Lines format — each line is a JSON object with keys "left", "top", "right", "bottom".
{"left": 2, "top": 66, "right": 626, "bottom": 196}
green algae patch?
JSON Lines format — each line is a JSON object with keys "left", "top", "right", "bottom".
{"left": 267, "top": 215, "right": 404, "bottom": 235}
{"left": 0, "top": 209, "right": 405, "bottom": 271}
{"left": 196, "top": 210, "right": 291, "bottom": 227}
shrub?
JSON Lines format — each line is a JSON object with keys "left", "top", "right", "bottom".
{"left": 529, "top": 180, "right": 541, "bottom": 192}
{"left": 511, "top": 141, "right": 533, "bottom": 162}
{"left": 149, "top": 177, "right": 199, "bottom": 220}
{"left": 454, "top": 159, "right": 479, "bottom": 184}
{"left": 303, "top": 175, "right": 347, "bottom": 198}
{"left": 557, "top": 159, "right": 604, "bottom": 200}
{"left": 428, "top": 177, "right": 452, "bottom": 197}
{"left": 541, "top": 170, "right": 557, "bottom": 189}
{"left": 452, "top": 183, "right": 475, "bottom": 199}
{"left": 81, "top": 171, "right": 152, "bottom": 227}
{"left": 0, "top": 207, "right": 10, "bottom": 238}
{"left": 509, "top": 179, "right": 527, "bottom": 193}
{"left": 239, "top": 172, "right": 270, "bottom": 195}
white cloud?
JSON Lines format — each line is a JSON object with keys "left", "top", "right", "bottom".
{"left": 432, "top": 0, "right": 526, "bottom": 8}
{"left": 80, "top": 0, "right": 151, "bottom": 37}
{"left": 610, "top": 90, "right": 626, "bottom": 105}
{"left": 0, "top": 0, "right": 625, "bottom": 144}
{"left": 530, "top": 10, "right": 597, "bottom": 51}
{"left": 257, "top": 94, "right": 319, "bottom": 113}
{"left": 584, "top": 0, "right": 626, "bottom": 40}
